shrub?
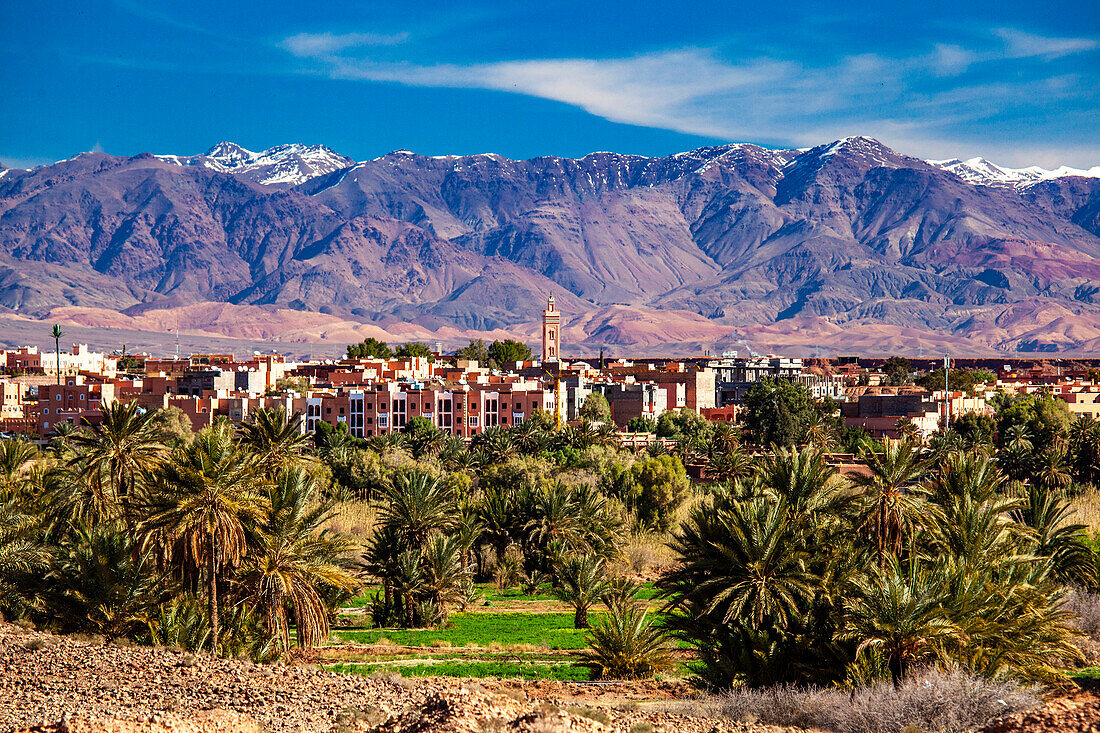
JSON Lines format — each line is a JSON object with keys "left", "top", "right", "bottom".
{"left": 699, "top": 668, "right": 1038, "bottom": 733}
{"left": 581, "top": 602, "right": 674, "bottom": 680}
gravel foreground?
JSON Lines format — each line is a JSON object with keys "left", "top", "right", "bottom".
{"left": 0, "top": 622, "right": 787, "bottom": 733}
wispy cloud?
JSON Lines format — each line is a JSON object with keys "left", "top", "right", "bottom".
{"left": 280, "top": 31, "right": 409, "bottom": 56}
{"left": 280, "top": 27, "right": 1100, "bottom": 165}
{"left": 994, "top": 28, "right": 1098, "bottom": 60}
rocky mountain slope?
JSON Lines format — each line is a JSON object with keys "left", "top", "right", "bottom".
{"left": 1, "top": 137, "right": 1097, "bottom": 354}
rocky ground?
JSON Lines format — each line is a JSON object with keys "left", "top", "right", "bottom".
{"left": 0, "top": 622, "right": 784, "bottom": 733}
{"left": 980, "top": 688, "right": 1100, "bottom": 733}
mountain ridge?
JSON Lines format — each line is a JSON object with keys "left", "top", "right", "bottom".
{"left": 1, "top": 137, "right": 1098, "bottom": 355}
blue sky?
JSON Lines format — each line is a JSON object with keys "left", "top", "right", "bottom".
{"left": 1, "top": 0, "right": 1097, "bottom": 168}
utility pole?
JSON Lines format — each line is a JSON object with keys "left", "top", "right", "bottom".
{"left": 944, "top": 354, "right": 950, "bottom": 430}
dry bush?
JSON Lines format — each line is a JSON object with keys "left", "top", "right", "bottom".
{"left": 1070, "top": 486, "right": 1100, "bottom": 533}
{"left": 624, "top": 537, "right": 675, "bottom": 577}
{"left": 688, "top": 668, "right": 1037, "bottom": 733}
{"left": 325, "top": 500, "right": 378, "bottom": 542}
{"left": 1066, "top": 587, "right": 1100, "bottom": 638}
{"left": 1066, "top": 587, "right": 1100, "bottom": 665}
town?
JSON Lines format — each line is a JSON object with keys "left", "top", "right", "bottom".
{"left": 4, "top": 298, "right": 1098, "bottom": 452}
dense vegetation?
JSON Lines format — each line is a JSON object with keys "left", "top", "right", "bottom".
{"left": 2, "top": 378, "right": 1099, "bottom": 695}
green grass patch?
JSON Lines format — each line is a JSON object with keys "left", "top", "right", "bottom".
{"left": 332, "top": 612, "right": 593, "bottom": 650}
{"left": 327, "top": 659, "right": 594, "bottom": 681}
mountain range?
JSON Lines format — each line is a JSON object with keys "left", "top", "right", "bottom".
{"left": 0, "top": 137, "right": 1098, "bottom": 356}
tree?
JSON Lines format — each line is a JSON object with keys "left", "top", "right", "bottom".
{"left": 143, "top": 421, "right": 268, "bottom": 655}
{"left": 148, "top": 406, "right": 193, "bottom": 446}
{"left": 51, "top": 324, "right": 63, "bottom": 385}
{"left": 623, "top": 454, "right": 690, "bottom": 532}
{"left": 850, "top": 439, "right": 928, "bottom": 568}
{"left": 579, "top": 393, "right": 612, "bottom": 423}
{"left": 346, "top": 338, "right": 393, "bottom": 360}
{"left": 377, "top": 471, "right": 458, "bottom": 548}
{"left": 238, "top": 406, "right": 311, "bottom": 474}
{"left": 841, "top": 559, "right": 961, "bottom": 685}
{"left": 916, "top": 369, "right": 996, "bottom": 396}
{"left": 952, "top": 412, "right": 995, "bottom": 448}
{"left": 626, "top": 416, "right": 657, "bottom": 433}
{"left": 68, "top": 401, "right": 168, "bottom": 535}
{"left": 882, "top": 357, "right": 910, "bottom": 387}
{"left": 488, "top": 339, "right": 533, "bottom": 365}
{"left": 394, "top": 342, "right": 433, "bottom": 359}
{"left": 453, "top": 339, "right": 490, "bottom": 364}
{"left": 555, "top": 555, "right": 608, "bottom": 628}
{"left": 239, "top": 466, "right": 360, "bottom": 652}
{"left": 741, "top": 378, "right": 817, "bottom": 447}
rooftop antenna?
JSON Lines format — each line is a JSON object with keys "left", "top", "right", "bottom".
{"left": 174, "top": 318, "right": 180, "bottom": 360}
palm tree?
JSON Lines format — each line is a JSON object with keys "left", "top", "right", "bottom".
{"left": 757, "top": 446, "right": 841, "bottom": 517}
{"left": 851, "top": 439, "right": 929, "bottom": 567}
{"left": 0, "top": 438, "right": 37, "bottom": 499}
{"left": 69, "top": 401, "right": 167, "bottom": 535}
{"left": 1033, "top": 447, "right": 1073, "bottom": 493}
{"left": 705, "top": 447, "right": 753, "bottom": 483}
{"left": 840, "top": 559, "right": 961, "bottom": 685}
{"left": 1014, "top": 483, "right": 1096, "bottom": 587}
{"left": 238, "top": 406, "right": 311, "bottom": 474}
{"left": 1067, "top": 416, "right": 1100, "bottom": 486}
{"left": 239, "top": 466, "right": 360, "bottom": 652}
{"left": 555, "top": 555, "right": 608, "bottom": 628}
{"left": 51, "top": 324, "right": 63, "bottom": 385}
{"left": 0, "top": 496, "right": 49, "bottom": 616}
{"left": 377, "top": 471, "right": 457, "bottom": 548}
{"left": 582, "top": 601, "right": 675, "bottom": 679}
{"left": 661, "top": 495, "right": 816, "bottom": 632}
{"left": 142, "top": 421, "right": 268, "bottom": 655}
{"left": 419, "top": 532, "right": 471, "bottom": 625}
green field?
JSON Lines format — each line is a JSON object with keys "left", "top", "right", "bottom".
{"left": 333, "top": 612, "right": 596, "bottom": 650}
{"left": 326, "top": 659, "right": 595, "bottom": 681}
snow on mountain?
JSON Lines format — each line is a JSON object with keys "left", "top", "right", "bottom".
{"left": 156, "top": 142, "right": 355, "bottom": 187}
{"left": 928, "top": 156, "right": 1100, "bottom": 189}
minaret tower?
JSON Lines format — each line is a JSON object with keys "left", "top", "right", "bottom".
{"left": 542, "top": 294, "right": 560, "bottom": 362}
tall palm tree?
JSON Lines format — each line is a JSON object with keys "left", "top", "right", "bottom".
{"left": 555, "top": 555, "right": 608, "bottom": 628}
{"left": 51, "top": 324, "right": 63, "bottom": 385}
{"left": 142, "top": 421, "right": 267, "bottom": 655}
{"left": 851, "top": 439, "right": 929, "bottom": 567}
{"left": 237, "top": 406, "right": 311, "bottom": 475}
{"left": 419, "top": 532, "right": 471, "bottom": 625}
{"left": 69, "top": 401, "right": 167, "bottom": 535}
{"left": 239, "top": 466, "right": 360, "bottom": 652}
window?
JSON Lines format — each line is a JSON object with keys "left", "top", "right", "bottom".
{"left": 55, "top": 394, "right": 61, "bottom": 401}
{"left": 80, "top": 394, "right": 85, "bottom": 400}
{"left": 468, "top": 416, "right": 479, "bottom": 427}
{"left": 367, "top": 416, "right": 373, "bottom": 425}
{"left": 377, "top": 415, "right": 388, "bottom": 428}
{"left": 43, "top": 408, "right": 48, "bottom": 414}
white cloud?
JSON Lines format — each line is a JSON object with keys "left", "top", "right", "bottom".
{"left": 281, "top": 27, "right": 1100, "bottom": 167}
{"left": 280, "top": 31, "right": 408, "bottom": 56}
{"left": 994, "top": 28, "right": 1098, "bottom": 60}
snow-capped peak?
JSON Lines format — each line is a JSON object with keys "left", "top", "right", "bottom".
{"left": 156, "top": 142, "right": 355, "bottom": 187}
{"left": 928, "top": 156, "right": 1100, "bottom": 188}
